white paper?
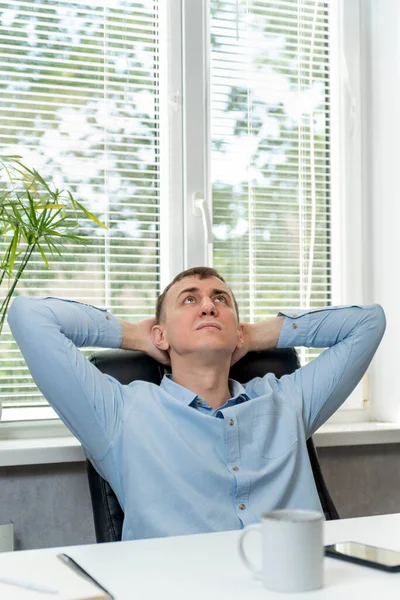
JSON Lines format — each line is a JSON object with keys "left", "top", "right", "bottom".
{"left": 0, "top": 553, "right": 109, "bottom": 599}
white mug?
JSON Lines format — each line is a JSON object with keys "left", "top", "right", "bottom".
{"left": 238, "top": 509, "right": 324, "bottom": 593}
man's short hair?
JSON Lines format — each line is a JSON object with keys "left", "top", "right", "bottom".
{"left": 155, "top": 266, "right": 240, "bottom": 323}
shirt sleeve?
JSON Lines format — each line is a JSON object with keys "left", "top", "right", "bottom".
{"left": 8, "top": 295, "right": 124, "bottom": 460}
{"left": 248, "top": 304, "right": 386, "bottom": 437}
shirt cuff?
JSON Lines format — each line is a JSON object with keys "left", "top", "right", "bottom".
{"left": 276, "top": 310, "right": 311, "bottom": 348}
{"left": 43, "top": 296, "right": 123, "bottom": 348}
{"left": 276, "top": 305, "right": 361, "bottom": 349}
{"left": 98, "top": 309, "right": 123, "bottom": 348}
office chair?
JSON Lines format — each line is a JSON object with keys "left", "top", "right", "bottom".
{"left": 87, "top": 348, "right": 339, "bottom": 543}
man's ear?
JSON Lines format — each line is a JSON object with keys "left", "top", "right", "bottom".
{"left": 236, "top": 322, "right": 245, "bottom": 348}
{"left": 151, "top": 324, "right": 170, "bottom": 351}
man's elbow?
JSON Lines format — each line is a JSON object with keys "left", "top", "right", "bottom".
{"left": 369, "top": 303, "right": 386, "bottom": 341}
{"left": 7, "top": 296, "right": 35, "bottom": 333}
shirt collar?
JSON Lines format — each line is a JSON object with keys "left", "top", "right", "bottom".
{"left": 160, "top": 373, "right": 198, "bottom": 406}
{"left": 160, "top": 373, "right": 250, "bottom": 407}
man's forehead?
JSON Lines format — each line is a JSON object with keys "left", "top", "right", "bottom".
{"left": 169, "top": 276, "right": 230, "bottom": 299}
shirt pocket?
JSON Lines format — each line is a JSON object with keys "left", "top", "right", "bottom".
{"left": 252, "top": 402, "right": 298, "bottom": 459}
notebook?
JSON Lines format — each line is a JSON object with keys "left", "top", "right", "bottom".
{"left": 0, "top": 552, "right": 112, "bottom": 599}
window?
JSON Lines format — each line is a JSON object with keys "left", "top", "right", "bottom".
{"left": 0, "top": 0, "right": 357, "bottom": 423}
{"left": 0, "top": 0, "right": 163, "bottom": 417}
{"left": 210, "top": 1, "right": 330, "bottom": 346}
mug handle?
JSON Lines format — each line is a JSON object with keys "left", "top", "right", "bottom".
{"left": 238, "top": 524, "right": 262, "bottom": 578}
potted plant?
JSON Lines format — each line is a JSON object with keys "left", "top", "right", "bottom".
{"left": 0, "top": 155, "right": 107, "bottom": 419}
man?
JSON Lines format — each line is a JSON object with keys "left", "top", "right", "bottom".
{"left": 8, "top": 266, "right": 385, "bottom": 541}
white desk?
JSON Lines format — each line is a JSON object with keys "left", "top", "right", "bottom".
{"left": 1, "top": 513, "right": 400, "bottom": 599}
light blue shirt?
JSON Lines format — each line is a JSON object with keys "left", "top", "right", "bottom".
{"left": 8, "top": 297, "right": 385, "bottom": 540}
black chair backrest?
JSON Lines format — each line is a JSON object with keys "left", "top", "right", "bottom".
{"left": 87, "top": 348, "right": 339, "bottom": 542}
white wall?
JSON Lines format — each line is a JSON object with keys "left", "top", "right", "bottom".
{"left": 361, "top": 0, "right": 400, "bottom": 422}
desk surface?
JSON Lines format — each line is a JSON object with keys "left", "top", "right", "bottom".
{"left": 1, "top": 513, "right": 400, "bottom": 599}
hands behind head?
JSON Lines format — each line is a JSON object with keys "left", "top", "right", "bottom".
{"left": 230, "top": 323, "right": 251, "bottom": 366}
{"left": 136, "top": 318, "right": 250, "bottom": 368}
{"left": 137, "top": 317, "right": 171, "bottom": 366}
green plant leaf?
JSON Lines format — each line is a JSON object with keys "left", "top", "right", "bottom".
{"left": 7, "top": 229, "right": 20, "bottom": 277}
{"left": 36, "top": 242, "right": 50, "bottom": 268}
{"left": 0, "top": 161, "right": 16, "bottom": 187}
{"left": 1, "top": 156, "right": 107, "bottom": 309}
{"left": 41, "top": 212, "right": 66, "bottom": 232}
{"left": 35, "top": 203, "right": 65, "bottom": 210}
{"left": 74, "top": 199, "right": 107, "bottom": 230}
{"left": 23, "top": 191, "right": 38, "bottom": 227}
{"left": 11, "top": 159, "right": 37, "bottom": 179}
{"left": 54, "top": 233, "right": 87, "bottom": 243}
{"left": 43, "top": 238, "right": 62, "bottom": 258}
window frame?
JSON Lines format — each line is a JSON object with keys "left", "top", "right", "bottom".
{"left": 0, "top": 0, "right": 368, "bottom": 431}
{"left": 327, "top": 0, "right": 367, "bottom": 421}
{"left": 181, "top": 0, "right": 212, "bottom": 269}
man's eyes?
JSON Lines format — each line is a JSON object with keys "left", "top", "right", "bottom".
{"left": 182, "top": 295, "right": 228, "bottom": 304}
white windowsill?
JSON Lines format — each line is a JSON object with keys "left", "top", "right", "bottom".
{"left": 313, "top": 421, "right": 400, "bottom": 447}
{"left": 1, "top": 419, "right": 400, "bottom": 467}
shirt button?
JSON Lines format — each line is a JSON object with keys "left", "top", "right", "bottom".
{"left": 105, "top": 315, "right": 110, "bottom": 320}
{"left": 292, "top": 323, "right": 298, "bottom": 329}
{"left": 197, "top": 399, "right": 202, "bottom": 405}
{"left": 228, "top": 419, "right": 235, "bottom": 426}
{"left": 292, "top": 313, "right": 298, "bottom": 317}
{"left": 232, "top": 466, "right": 239, "bottom": 472}
{"left": 239, "top": 504, "right": 246, "bottom": 510}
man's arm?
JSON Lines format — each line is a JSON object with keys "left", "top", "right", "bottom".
{"left": 244, "top": 305, "right": 386, "bottom": 437}
{"left": 120, "top": 317, "right": 170, "bottom": 365}
{"left": 8, "top": 296, "right": 129, "bottom": 459}
{"left": 230, "top": 316, "right": 284, "bottom": 365}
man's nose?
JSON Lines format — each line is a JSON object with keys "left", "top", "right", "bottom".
{"left": 199, "top": 297, "right": 217, "bottom": 316}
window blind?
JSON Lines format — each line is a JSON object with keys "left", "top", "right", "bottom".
{"left": 0, "top": 0, "right": 161, "bottom": 408}
{"left": 210, "top": 0, "right": 330, "bottom": 363}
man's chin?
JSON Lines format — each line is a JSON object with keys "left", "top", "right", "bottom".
{"left": 177, "top": 343, "right": 235, "bottom": 359}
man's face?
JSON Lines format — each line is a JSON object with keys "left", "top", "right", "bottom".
{"left": 152, "top": 276, "right": 244, "bottom": 360}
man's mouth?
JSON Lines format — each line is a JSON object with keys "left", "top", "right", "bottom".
{"left": 196, "top": 322, "right": 222, "bottom": 330}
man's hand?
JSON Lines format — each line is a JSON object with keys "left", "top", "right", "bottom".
{"left": 230, "top": 323, "right": 252, "bottom": 366}
{"left": 120, "top": 317, "right": 171, "bottom": 366}
{"left": 230, "top": 316, "right": 285, "bottom": 366}
{"left": 138, "top": 318, "right": 171, "bottom": 365}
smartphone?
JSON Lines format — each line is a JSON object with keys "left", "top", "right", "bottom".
{"left": 325, "top": 542, "right": 400, "bottom": 573}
